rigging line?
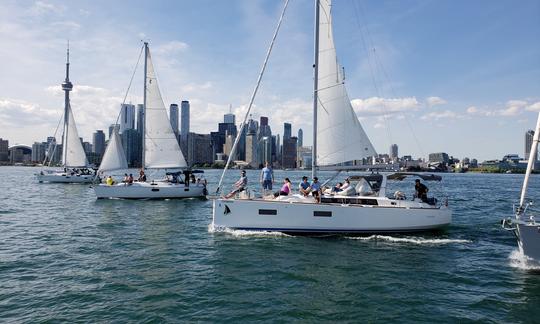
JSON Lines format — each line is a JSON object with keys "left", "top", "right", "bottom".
{"left": 355, "top": 0, "right": 425, "bottom": 158}
{"left": 216, "top": 0, "right": 291, "bottom": 194}
{"left": 115, "top": 43, "right": 145, "bottom": 126}
{"left": 350, "top": 0, "right": 392, "bottom": 149}
{"left": 43, "top": 112, "right": 64, "bottom": 166}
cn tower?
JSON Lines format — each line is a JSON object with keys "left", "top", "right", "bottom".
{"left": 61, "top": 42, "right": 73, "bottom": 164}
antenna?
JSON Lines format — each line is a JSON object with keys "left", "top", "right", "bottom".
{"left": 229, "top": 104, "right": 232, "bottom": 114}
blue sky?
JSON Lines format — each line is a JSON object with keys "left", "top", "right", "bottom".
{"left": 1, "top": 0, "right": 539, "bottom": 161}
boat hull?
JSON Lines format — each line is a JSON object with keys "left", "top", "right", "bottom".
{"left": 94, "top": 181, "right": 207, "bottom": 199}
{"left": 517, "top": 223, "right": 540, "bottom": 261}
{"left": 36, "top": 173, "right": 93, "bottom": 183}
{"left": 212, "top": 198, "right": 452, "bottom": 234}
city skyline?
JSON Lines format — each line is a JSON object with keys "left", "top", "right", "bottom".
{"left": 0, "top": 0, "right": 539, "bottom": 161}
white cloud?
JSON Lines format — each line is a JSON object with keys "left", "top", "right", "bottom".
{"left": 425, "top": 96, "right": 447, "bottom": 107}
{"left": 499, "top": 100, "right": 527, "bottom": 116}
{"left": 181, "top": 81, "right": 213, "bottom": 93}
{"left": 29, "top": 1, "right": 64, "bottom": 16}
{"left": 421, "top": 110, "right": 459, "bottom": 120}
{"left": 0, "top": 98, "right": 59, "bottom": 127}
{"left": 154, "top": 40, "right": 189, "bottom": 55}
{"left": 526, "top": 101, "right": 540, "bottom": 112}
{"left": 351, "top": 97, "right": 419, "bottom": 116}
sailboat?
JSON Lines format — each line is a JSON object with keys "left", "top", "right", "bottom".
{"left": 211, "top": 0, "right": 451, "bottom": 234}
{"left": 502, "top": 112, "right": 540, "bottom": 262}
{"left": 93, "top": 42, "right": 207, "bottom": 199}
{"left": 36, "top": 46, "right": 94, "bottom": 183}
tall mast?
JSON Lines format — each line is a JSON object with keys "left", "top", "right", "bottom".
{"left": 312, "top": 0, "right": 320, "bottom": 178}
{"left": 519, "top": 112, "right": 540, "bottom": 213}
{"left": 62, "top": 41, "right": 73, "bottom": 167}
{"left": 142, "top": 42, "right": 148, "bottom": 169}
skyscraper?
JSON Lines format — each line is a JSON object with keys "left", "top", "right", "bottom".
{"left": 283, "top": 122, "right": 292, "bottom": 140}
{"left": 390, "top": 144, "right": 398, "bottom": 159}
{"left": 259, "top": 116, "right": 271, "bottom": 139}
{"left": 93, "top": 130, "right": 105, "bottom": 156}
{"left": 224, "top": 113, "right": 235, "bottom": 124}
{"left": 108, "top": 124, "right": 120, "bottom": 139}
{"left": 297, "top": 128, "right": 303, "bottom": 147}
{"left": 170, "top": 104, "right": 179, "bottom": 136}
{"left": 181, "top": 101, "right": 190, "bottom": 136}
{"left": 282, "top": 136, "right": 298, "bottom": 168}
{"left": 120, "top": 103, "right": 135, "bottom": 133}
{"left": 525, "top": 130, "right": 535, "bottom": 160}
{"left": 136, "top": 104, "right": 144, "bottom": 134}
{"left": 122, "top": 128, "right": 141, "bottom": 167}
{"left": 0, "top": 138, "right": 8, "bottom": 162}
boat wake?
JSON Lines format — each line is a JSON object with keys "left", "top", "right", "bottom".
{"left": 208, "top": 224, "right": 292, "bottom": 237}
{"left": 509, "top": 249, "right": 540, "bottom": 271}
{"left": 346, "top": 235, "right": 471, "bottom": 245}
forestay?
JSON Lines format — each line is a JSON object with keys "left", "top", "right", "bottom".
{"left": 144, "top": 47, "right": 187, "bottom": 169}
{"left": 316, "top": 0, "right": 376, "bottom": 166}
{"left": 62, "top": 104, "right": 88, "bottom": 167}
{"left": 98, "top": 128, "right": 128, "bottom": 172}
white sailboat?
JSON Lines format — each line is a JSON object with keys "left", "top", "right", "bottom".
{"left": 36, "top": 46, "right": 94, "bottom": 184}
{"left": 502, "top": 112, "right": 540, "bottom": 262}
{"left": 94, "top": 42, "right": 207, "bottom": 199}
{"left": 211, "top": 0, "right": 451, "bottom": 234}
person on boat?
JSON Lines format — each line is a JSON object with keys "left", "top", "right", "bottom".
{"left": 127, "top": 174, "right": 134, "bottom": 184}
{"left": 260, "top": 161, "right": 274, "bottom": 194}
{"left": 414, "top": 179, "right": 429, "bottom": 202}
{"left": 190, "top": 174, "right": 196, "bottom": 183}
{"left": 311, "top": 177, "right": 322, "bottom": 203}
{"left": 225, "top": 170, "right": 248, "bottom": 199}
{"left": 332, "top": 182, "right": 343, "bottom": 193}
{"left": 341, "top": 178, "right": 351, "bottom": 190}
{"left": 106, "top": 175, "right": 114, "bottom": 186}
{"left": 138, "top": 169, "right": 147, "bottom": 182}
{"left": 122, "top": 173, "right": 129, "bottom": 183}
{"left": 274, "top": 178, "right": 292, "bottom": 198}
{"left": 298, "top": 176, "right": 311, "bottom": 196}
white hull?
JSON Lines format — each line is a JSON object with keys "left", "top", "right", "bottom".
{"left": 36, "top": 172, "right": 93, "bottom": 183}
{"left": 94, "top": 181, "right": 207, "bottom": 199}
{"left": 212, "top": 197, "right": 452, "bottom": 234}
{"left": 517, "top": 222, "right": 540, "bottom": 261}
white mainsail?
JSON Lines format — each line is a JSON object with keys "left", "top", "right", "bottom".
{"left": 144, "top": 47, "right": 187, "bottom": 169}
{"left": 316, "top": 0, "right": 376, "bottom": 166}
{"left": 98, "top": 128, "right": 128, "bottom": 172}
{"left": 62, "top": 104, "right": 88, "bottom": 167}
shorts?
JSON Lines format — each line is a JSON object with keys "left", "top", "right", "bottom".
{"left": 312, "top": 191, "right": 320, "bottom": 197}
{"left": 262, "top": 180, "right": 272, "bottom": 190}
{"left": 232, "top": 186, "right": 245, "bottom": 194}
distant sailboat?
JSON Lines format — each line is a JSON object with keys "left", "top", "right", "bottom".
{"left": 502, "top": 112, "right": 540, "bottom": 262}
{"left": 212, "top": 0, "right": 451, "bottom": 234}
{"left": 94, "top": 42, "right": 207, "bottom": 199}
{"left": 36, "top": 45, "right": 94, "bottom": 183}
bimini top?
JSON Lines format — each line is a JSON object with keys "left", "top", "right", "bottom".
{"left": 387, "top": 173, "right": 443, "bottom": 181}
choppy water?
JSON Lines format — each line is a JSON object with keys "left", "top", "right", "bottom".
{"left": 1, "top": 166, "right": 539, "bottom": 322}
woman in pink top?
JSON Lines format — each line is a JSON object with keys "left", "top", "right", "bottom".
{"left": 274, "top": 178, "right": 292, "bottom": 198}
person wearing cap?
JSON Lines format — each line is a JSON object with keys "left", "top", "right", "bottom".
{"left": 414, "top": 179, "right": 428, "bottom": 202}
{"left": 225, "top": 170, "right": 248, "bottom": 199}
{"left": 298, "top": 176, "right": 311, "bottom": 197}
{"left": 310, "top": 177, "right": 322, "bottom": 203}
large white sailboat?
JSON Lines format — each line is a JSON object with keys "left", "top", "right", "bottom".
{"left": 94, "top": 42, "right": 207, "bottom": 199}
{"left": 211, "top": 0, "right": 451, "bottom": 234}
{"left": 502, "top": 112, "right": 540, "bottom": 262}
{"left": 36, "top": 46, "right": 94, "bottom": 184}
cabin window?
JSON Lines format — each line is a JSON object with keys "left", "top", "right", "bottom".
{"left": 314, "top": 211, "right": 332, "bottom": 217}
{"left": 259, "top": 209, "right": 277, "bottom": 215}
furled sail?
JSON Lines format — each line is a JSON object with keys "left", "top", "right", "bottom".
{"left": 144, "top": 47, "right": 187, "bottom": 169}
{"left": 62, "top": 104, "right": 88, "bottom": 167}
{"left": 316, "top": 0, "right": 377, "bottom": 166}
{"left": 98, "top": 128, "right": 128, "bottom": 172}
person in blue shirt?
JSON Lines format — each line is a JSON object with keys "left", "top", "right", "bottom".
{"left": 310, "top": 177, "right": 322, "bottom": 203}
{"left": 260, "top": 162, "right": 274, "bottom": 195}
{"left": 298, "top": 176, "right": 311, "bottom": 197}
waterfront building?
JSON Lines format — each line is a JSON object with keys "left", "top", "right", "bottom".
{"left": 121, "top": 128, "right": 141, "bottom": 167}
{"left": 390, "top": 144, "right": 399, "bottom": 159}
{"left": 297, "top": 128, "right": 303, "bottom": 147}
{"left": 0, "top": 138, "right": 8, "bottom": 162}
{"left": 120, "top": 103, "right": 135, "bottom": 133}
{"left": 136, "top": 104, "right": 144, "bottom": 134}
{"left": 82, "top": 141, "right": 93, "bottom": 156}
{"left": 525, "top": 130, "right": 535, "bottom": 160}
{"left": 428, "top": 152, "right": 450, "bottom": 164}
{"left": 297, "top": 146, "right": 312, "bottom": 169}
{"left": 283, "top": 122, "right": 292, "bottom": 140}
{"left": 9, "top": 145, "right": 32, "bottom": 164}
{"left": 187, "top": 132, "right": 213, "bottom": 166}
{"left": 92, "top": 130, "right": 105, "bottom": 156}
{"left": 245, "top": 133, "right": 258, "bottom": 168}
{"left": 258, "top": 136, "right": 272, "bottom": 166}
{"left": 108, "top": 124, "right": 120, "bottom": 139}
{"left": 224, "top": 113, "right": 235, "bottom": 125}
{"left": 282, "top": 136, "right": 298, "bottom": 168}
{"left": 181, "top": 101, "right": 190, "bottom": 137}
{"left": 31, "top": 142, "right": 47, "bottom": 163}
{"left": 259, "top": 116, "right": 272, "bottom": 139}
{"left": 224, "top": 133, "right": 236, "bottom": 160}
{"left": 170, "top": 104, "right": 179, "bottom": 136}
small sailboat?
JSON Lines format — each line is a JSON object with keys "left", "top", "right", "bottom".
{"left": 212, "top": 0, "right": 451, "bottom": 234}
{"left": 502, "top": 112, "right": 540, "bottom": 262}
{"left": 94, "top": 42, "right": 207, "bottom": 199}
{"left": 36, "top": 45, "right": 94, "bottom": 183}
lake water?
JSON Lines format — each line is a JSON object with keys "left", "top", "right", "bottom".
{"left": 1, "top": 166, "right": 539, "bottom": 322}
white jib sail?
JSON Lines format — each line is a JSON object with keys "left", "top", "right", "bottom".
{"left": 98, "top": 128, "right": 128, "bottom": 172}
{"left": 144, "top": 48, "right": 187, "bottom": 169}
{"left": 316, "top": 0, "right": 377, "bottom": 166}
{"left": 63, "top": 104, "right": 89, "bottom": 167}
